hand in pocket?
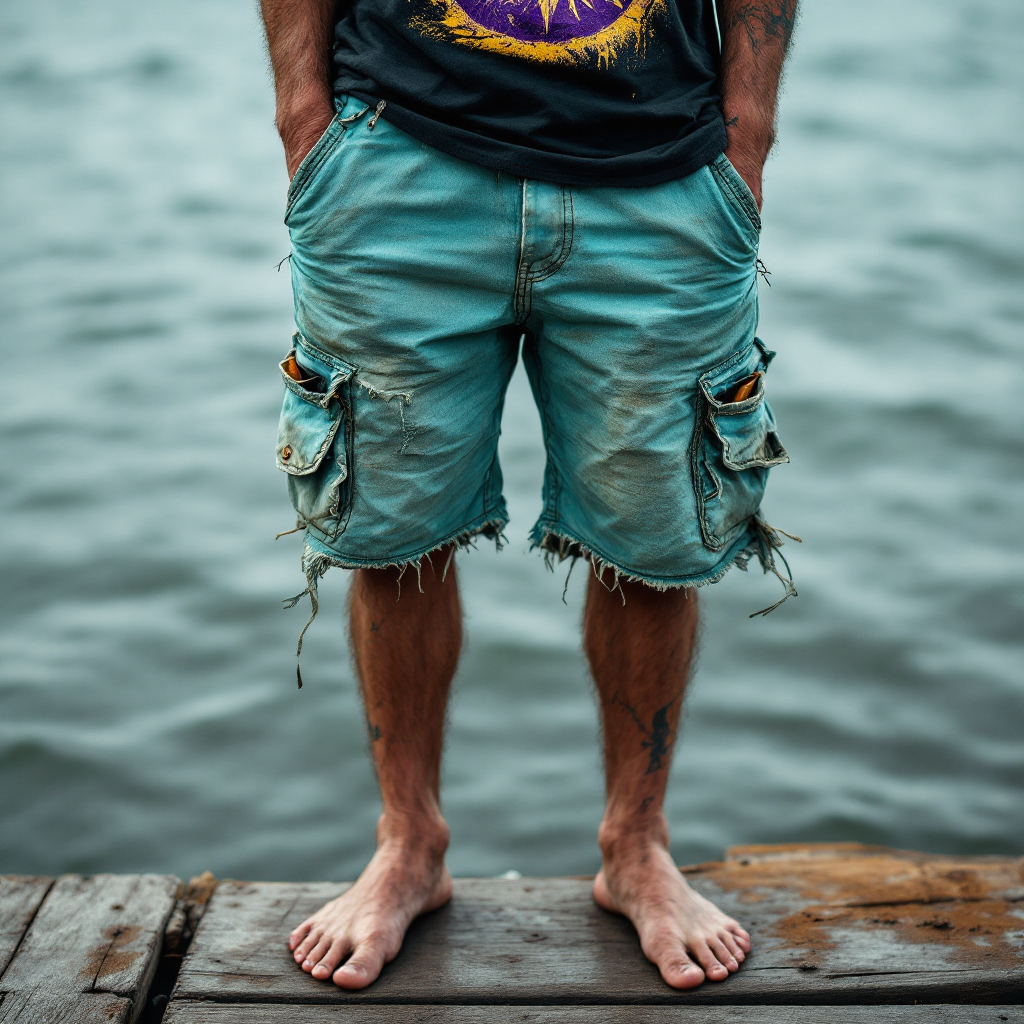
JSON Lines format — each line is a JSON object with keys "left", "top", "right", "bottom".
{"left": 279, "top": 103, "right": 337, "bottom": 181}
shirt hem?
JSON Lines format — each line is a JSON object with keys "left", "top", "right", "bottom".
{"left": 343, "top": 90, "right": 728, "bottom": 187}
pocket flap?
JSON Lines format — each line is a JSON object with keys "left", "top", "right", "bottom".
{"left": 276, "top": 388, "right": 342, "bottom": 476}
{"left": 699, "top": 338, "right": 789, "bottom": 471}
{"left": 276, "top": 333, "right": 355, "bottom": 477}
{"left": 711, "top": 398, "right": 789, "bottom": 470}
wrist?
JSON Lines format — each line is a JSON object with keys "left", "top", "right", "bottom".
{"left": 721, "top": 129, "right": 768, "bottom": 210}
{"left": 275, "top": 89, "right": 336, "bottom": 179}
{"left": 275, "top": 85, "right": 334, "bottom": 134}
{"left": 722, "top": 110, "right": 773, "bottom": 159}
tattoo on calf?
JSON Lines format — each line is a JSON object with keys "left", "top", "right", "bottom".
{"left": 367, "top": 722, "right": 382, "bottom": 742}
{"left": 613, "top": 692, "right": 683, "bottom": 775}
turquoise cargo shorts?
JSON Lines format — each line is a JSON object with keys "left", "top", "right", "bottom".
{"left": 277, "top": 95, "right": 794, "bottom": 614}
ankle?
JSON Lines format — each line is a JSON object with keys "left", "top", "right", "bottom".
{"left": 598, "top": 814, "right": 670, "bottom": 862}
{"left": 377, "top": 810, "right": 450, "bottom": 858}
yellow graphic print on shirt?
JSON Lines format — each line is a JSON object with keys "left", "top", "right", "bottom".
{"left": 411, "top": 0, "right": 664, "bottom": 67}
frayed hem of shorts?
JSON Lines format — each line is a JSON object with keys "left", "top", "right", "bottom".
{"left": 282, "top": 515, "right": 508, "bottom": 687}
{"left": 302, "top": 515, "right": 507, "bottom": 587}
{"left": 529, "top": 516, "right": 800, "bottom": 614}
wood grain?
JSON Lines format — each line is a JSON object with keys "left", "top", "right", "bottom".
{"left": 172, "top": 846, "right": 1024, "bottom": 1006}
{"left": 163, "top": 1003, "right": 1024, "bottom": 1024}
{"left": 0, "top": 989, "right": 134, "bottom": 1023}
{"left": 0, "top": 876, "right": 52, "bottom": 978}
{"left": 0, "top": 873, "right": 179, "bottom": 1024}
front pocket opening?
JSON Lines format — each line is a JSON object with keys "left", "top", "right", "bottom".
{"left": 710, "top": 155, "right": 762, "bottom": 241}
{"left": 284, "top": 115, "right": 351, "bottom": 220}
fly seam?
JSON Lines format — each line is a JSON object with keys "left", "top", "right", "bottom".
{"left": 527, "top": 187, "right": 574, "bottom": 281}
{"left": 514, "top": 179, "right": 532, "bottom": 323}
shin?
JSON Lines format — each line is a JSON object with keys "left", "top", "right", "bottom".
{"left": 348, "top": 547, "right": 462, "bottom": 846}
{"left": 584, "top": 575, "right": 698, "bottom": 848}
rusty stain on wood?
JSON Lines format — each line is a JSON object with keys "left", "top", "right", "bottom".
{"left": 694, "top": 844, "right": 1024, "bottom": 972}
{"left": 82, "top": 924, "right": 145, "bottom": 983}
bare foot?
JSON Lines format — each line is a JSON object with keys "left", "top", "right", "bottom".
{"left": 594, "top": 835, "right": 751, "bottom": 990}
{"left": 287, "top": 821, "right": 452, "bottom": 989}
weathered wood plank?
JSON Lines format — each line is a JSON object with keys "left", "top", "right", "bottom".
{"left": 173, "top": 846, "right": 1024, "bottom": 1005}
{"left": 0, "top": 876, "right": 52, "bottom": 978}
{"left": 163, "top": 1004, "right": 1024, "bottom": 1023}
{"left": 0, "top": 989, "right": 133, "bottom": 1023}
{"left": 0, "top": 873, "right": 179, "bottom": 1024}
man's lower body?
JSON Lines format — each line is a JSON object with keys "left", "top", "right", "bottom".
{"left": 277, "top": 96, "right": 789, "bottom": 990}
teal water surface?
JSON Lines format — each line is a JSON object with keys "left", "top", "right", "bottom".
{"left": 0, "top": 0, "right": 1022, "bottom": 881}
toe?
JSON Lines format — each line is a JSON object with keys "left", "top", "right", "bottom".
{"left": 658, "top": 952, "right": 705, "bottom": 990}
{"left": 301, "top": 935, "right": 333, "bottom": 973}
{"left": 708, "top": 937, "right": 739, "bottom": 973}
{"left": 310, "top": 938, "right": 351, "bottom": 981}
{"left": 294, "top": 928, "right": 321, "bottom": 963}
{"left": 691, "top": 940, "right": 730, "bottom": 981}
{"left": 333, "top": 936, "right": 390, "bottom": 991}
{"left": 728, "top": 923, "right": 752, "bottom": 952}
{"left": 721, "top": 932, "right": 745, "bottom": 963}
{"left": 288, "top": 921, "right": 312, "bottom": 951}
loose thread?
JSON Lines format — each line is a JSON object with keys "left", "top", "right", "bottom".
{"left": 748, "top": 517, "right": 801, "bottom": 617}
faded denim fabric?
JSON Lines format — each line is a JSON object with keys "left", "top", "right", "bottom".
{"left": 277, "top": 95, "right": 794, "bottom": 628}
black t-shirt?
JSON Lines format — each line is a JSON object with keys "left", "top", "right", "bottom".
{"left": 332, "top": 0, "right": 726, "bottom": 187}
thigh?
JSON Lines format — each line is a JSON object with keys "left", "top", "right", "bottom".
{"left": 278, "top": 102, "right": 522, "bottom": 566}
{"left": 526, "top": 161, "right": 786, "bottom": 586}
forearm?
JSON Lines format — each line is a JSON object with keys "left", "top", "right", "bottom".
{"left": 717, "top": 0, "right": 798, "bottom": 205}
{"left": 260, "top": 0, "right": 338, "bottom": 175}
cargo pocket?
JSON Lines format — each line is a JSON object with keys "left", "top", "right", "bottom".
{"left": 276, "top": 331, "right": 356, "bottom": 540}
{"left": 692, "top": 338, "right": 789, "bottom": 553}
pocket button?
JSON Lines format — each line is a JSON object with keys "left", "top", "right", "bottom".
{"left": 281, "top": 445, "right": 293, "bottom": 462}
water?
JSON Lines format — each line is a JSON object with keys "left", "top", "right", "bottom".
{"left": 1, "top": 0, "right": 1022, "bottom": 882}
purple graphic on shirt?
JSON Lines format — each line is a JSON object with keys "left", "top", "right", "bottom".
{"left": 455, "top": 0, "right": 629, "bottom": 43}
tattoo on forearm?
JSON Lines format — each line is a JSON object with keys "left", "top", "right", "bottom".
{"left": 367, "top": 722, "right": 382, "bottom": 742}
{"left": 726, "top": 1, "right": 798, "bottom": 55}
{"left": 613, "top": 692, "right": 682, "bottom": 775}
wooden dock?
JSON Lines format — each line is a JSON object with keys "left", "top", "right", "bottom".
{"left": 2, "top": 844, "right": 1022, "bottom": 1022}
